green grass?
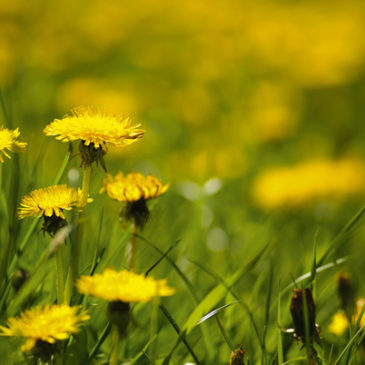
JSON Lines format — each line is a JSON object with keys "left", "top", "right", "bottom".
{"left": 2, "top": 1, "right": 365, "bottom": 363}
{"left": 1, "top": 128, "right": 365, "bottom": 364}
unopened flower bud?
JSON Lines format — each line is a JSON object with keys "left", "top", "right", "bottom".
{"left": 337, "top": 272, "right": 356, "bottom": 318}
{"left": 230, "top": 345, "right": 246, "bottom": 365}
{"left": 12, "top": 268, "right": 30, "bottom": 291}
{"left": 290, "top": 288, "right": 317, "bottom": 343}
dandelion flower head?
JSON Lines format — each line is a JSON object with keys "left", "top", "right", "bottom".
{"left": 101, "top": 172, "right": 169, "bottom": 203}
{"left": 18, "top": 185, "right": 83, "bottom": 219}
{"left": 0, "top": 304, "right": 89, "bottom": 352}
{"left": 77, "top": 268, "right": 175, "bottom": 303}
{"left": 0, "top": 126, "right": 27, "bottom": 162}
{"left": 329, "top": 299, "right": 365, "bottom": 336}
{"left": 43, "top": 107, "right": 145, "bottom": 150}
{"left": 252, "top": 159, "right": 365, "bottom": 209}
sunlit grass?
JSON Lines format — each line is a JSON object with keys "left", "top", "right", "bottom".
{"left": 1, "top": 0, "right": 365, "bottom": 363}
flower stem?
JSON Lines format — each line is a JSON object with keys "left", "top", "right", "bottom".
{"left": 64, "top": 165, "right": 91, "bottom": 303}
{"left": 55, "top": 353, "right": 63, "bottom": 365}
{"left": 80, "top": 165, "right": 91, "bottom": 208}
{"left": 110, "top": 325, "right": 120, "bottom": 365}
{"left": 149, "top": 299, "right": 158, "bottom": 361}
{"left": 56, "top": 247, "right": 64, "bottom": 304}
{"left": 129, "top": 223, "right": 137, "bottom": 271}
{"left": 0, "top": 163, "right": 10, "bottom": 293}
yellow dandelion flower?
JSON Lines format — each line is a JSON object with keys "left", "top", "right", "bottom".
{"left": 0, "top": 304, "right": 89, "bottom": 353}
{"left": 43, "top": 107, "right": 144, "bottom": 169}
{"left": 0, "top": 126, "right": 27, "bottom": 162}
{"left": 101, "top": 172, "right": 169, "bottom": 229}
{"left": 328, "top": 311, "right": 349, "bottom": 336}
{"left": 44, "top": 107, "right": 144, "bottom": 149}
{"left": 77, "top": 268, "right": 175, "bottom": 303}
{"left": 18, "top": 185, "right": 89, "bottom": 235}
{"left": 101, "top": 172, "right": 169, "bottom": 203}
{"left": 18, "top": 185, "right": 82, "bottom": 219}
{"left": 252, "top": 159, "right": 365, "bottom": 210}
{"left": 329, "top": 299, "right": 365, "bottom": 336}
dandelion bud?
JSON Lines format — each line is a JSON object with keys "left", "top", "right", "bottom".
{"left": 12, "top": 268, "right": 30, "bottom": 291}
{"left": 230, "top": 345, "right": 246, "bottom": 365}
{"left": 290, "top": 288, "right": 317, "bottom": 343}
{"left": 337, "top": 272, "right": 356, "bottom": 318}
{"left": 107, "top": 301, "right": 130, "bottom": 337}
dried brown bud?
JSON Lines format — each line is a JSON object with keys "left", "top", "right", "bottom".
{"left": 230, "top": 345, "right": 246, "bottom": 365}
{"left": 337, "top": 272, "right": 356, "bottom": 318}
{"left": 290, "top": 288, "right": 317, "bottom": 343}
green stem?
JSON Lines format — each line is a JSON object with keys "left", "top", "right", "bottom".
{"left": 149, "top": 299, "right": 158, "bottom": 361}
{"left": 54, "top": 353, "right": 63, "bottom": 365}
{"left": 56, "top": 247, "right": 64, "bottom": 304}
{"left": 80, "top": 165, "right": 91, "bottom": 208}
{"left": 0, "top": 163, "right": 10, "bottom": 292}
{"left": 64, "top": 166, "right": 91, "bottom": 303}
{"left": 110, "top": 325, "right": 120, "bottom": 365}
{"left": 129, "top": 223, "right": 137, "bottom": 271}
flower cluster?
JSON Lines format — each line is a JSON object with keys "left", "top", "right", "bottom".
{"left": 252, "top": 159, "right": 365, "bottom": 209}
{"left": 0, "top": 107, "right": 175, "bottom": 362}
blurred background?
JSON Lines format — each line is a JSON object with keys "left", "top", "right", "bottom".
{"left": 2, "top": 0, "right": 365, "bottom": 362}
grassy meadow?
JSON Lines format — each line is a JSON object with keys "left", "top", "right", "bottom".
{"left": 1, "top": 0, "right": 365, "bottom": 364}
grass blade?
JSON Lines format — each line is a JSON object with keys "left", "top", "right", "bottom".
{"left": 159, "top": 304, "right": 200, "bottom": 365}
{"left": 319, "top": 205, "right": 365, "bottom": 266}
{"left": 261, "top": 261, "right": 273, "bottom": 365}
{"left": 129, "top": 334, "right": 157, "bottom": 365}
{"left": 334, "top": 325, "right": 365, "bottom": 365}
{"left": 277, "top": 281, "right": 284, "bottom": 365}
